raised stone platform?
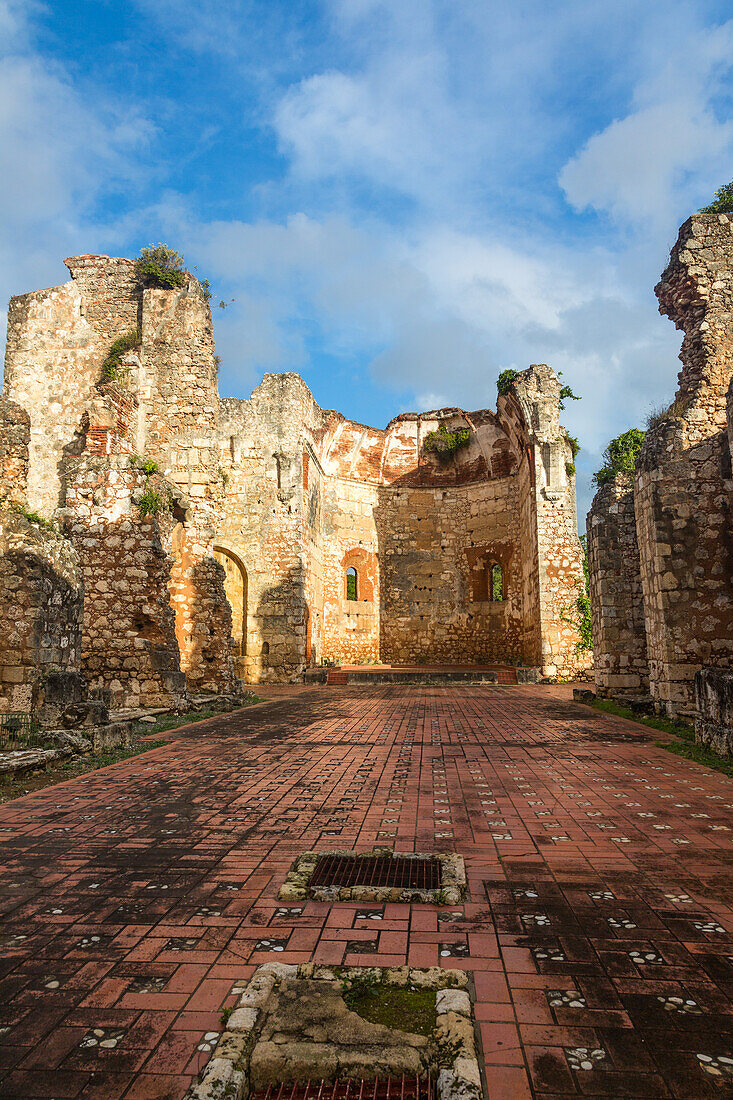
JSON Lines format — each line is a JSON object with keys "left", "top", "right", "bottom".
{"left": 304, "top": 664, "right": 539, "bottom": 686}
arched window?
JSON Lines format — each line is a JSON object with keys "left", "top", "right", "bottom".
{"left": 490, "top": 563, "right": 504, "bottom": 602}
{"left": 346, "top": 567, "right": 358, "bottom": 601}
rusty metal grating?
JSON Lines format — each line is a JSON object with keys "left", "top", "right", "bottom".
{"left": 309, "top": 854, "right": 440, "bottom": 891}
{"left": 251, "top": 1076, "right": 434, "bottom": 1100}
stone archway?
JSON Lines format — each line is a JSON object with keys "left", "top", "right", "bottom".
{"left": 213, "top": 545, "right": 247, "bottom": 657}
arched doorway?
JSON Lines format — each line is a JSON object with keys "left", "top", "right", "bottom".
{"left": 213, "top": 546, "right": 247, "bottom": 656}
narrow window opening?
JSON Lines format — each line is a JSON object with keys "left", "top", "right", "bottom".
{"left": 490, "top": 563, "right": 504, "bottom": 602}
{"left": 346, "top": 567, "right": 358, "bottom": 601}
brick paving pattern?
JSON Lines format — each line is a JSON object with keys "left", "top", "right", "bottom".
{"left": 1, "top": 685, "right": 733, "bottom": 1099}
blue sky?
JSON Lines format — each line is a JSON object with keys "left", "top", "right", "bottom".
{"left": 2, "top": 0, "right": 733, "bottom": 522}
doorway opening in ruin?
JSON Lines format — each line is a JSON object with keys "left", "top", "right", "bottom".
{"left": 213, "top": 545, "right": 247, "bottom": 656}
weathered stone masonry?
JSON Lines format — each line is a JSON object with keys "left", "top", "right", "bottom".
{"left": 588, "top": 214, "right": 733, "bottom": 723}
{"left": 1, "top": 254, "right": 590, "bottom": 706}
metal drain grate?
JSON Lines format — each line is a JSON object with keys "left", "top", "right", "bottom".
{"left": 251, "top": 1076, "right": 434, "bottom": 1100}
{"left": 309, "top": 854, "right": 440, "bottom": 891}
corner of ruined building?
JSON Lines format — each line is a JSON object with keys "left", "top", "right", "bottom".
{"left": 509, "top": 363, "right": 563, "bottom": 442}
{"left": 655, "top": 213, "right": 733, "bottom": 325}
{"left": 587, "top": 469, "right": 635, "bottom": 526}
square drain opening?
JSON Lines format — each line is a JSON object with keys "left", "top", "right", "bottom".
{"left": 251, "top": 1075, "right": 434, "bottom": 1100}
{"left": 310, "top": 854, "right": 440, "bottom": 892}
{"left": 278, "top": 849, "right": 466, "bottom": 904}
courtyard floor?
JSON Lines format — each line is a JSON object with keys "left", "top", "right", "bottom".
{"left": 1, "top": 685, "right": 733, "bottom": 1099}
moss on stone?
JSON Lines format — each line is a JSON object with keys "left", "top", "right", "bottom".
{"left": 346, "top": 985, "right": 436, "bottom": 1036}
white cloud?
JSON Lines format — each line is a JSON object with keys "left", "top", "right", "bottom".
{"left": 560, "top": 20, "right": 733, "bottom": 226}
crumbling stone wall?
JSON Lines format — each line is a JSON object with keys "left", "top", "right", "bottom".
{"left": 501, "top": 365, "right": 591, "bottom": 679}
{"left": 62, "top": 455, "right": 187, "bottom": 709}
{"left": 3, "top": 257, "right": 240, "bottom": 704}
{"left": 587, "top": 473, "right": 649, "bottom": 696}
{"left": 0, "top": 504, "right": 83, "bottom": 713}
{"left": 634, "top": 214, "right": 733, "bottom": 716}
{"left": 3, "top": 256, "right": 139, "bottom": 515}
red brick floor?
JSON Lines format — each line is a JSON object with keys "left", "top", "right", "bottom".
{"left": 1, "top": 685, "right": 733, "bottom": 1098}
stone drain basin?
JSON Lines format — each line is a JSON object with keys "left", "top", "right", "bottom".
{"left": 186, "top": 962, "right": 481, "bottom": 1100}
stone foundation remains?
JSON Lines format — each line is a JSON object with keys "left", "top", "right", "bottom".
{"left": 588, "top": 213, "right": 733, "bottom": 722}
{"left": 1, "top": 253, "right": 590, "bottom": 706}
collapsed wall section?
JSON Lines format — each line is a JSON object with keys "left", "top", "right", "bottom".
{"left": 635, "top": 214, "right": 733, "bottom": 715}
{"left": 587, "top": 473, "right": 649, "bottom": 696}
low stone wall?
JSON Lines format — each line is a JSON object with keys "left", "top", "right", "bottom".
{"left": 695, "top": 666, "right": 733, "bottom": 757}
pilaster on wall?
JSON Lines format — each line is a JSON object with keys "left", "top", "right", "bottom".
{"left": 635, "top": 214, "right": 733, "bottom": 715}
{"left": 509, "top": 364, "right": 590, "bottom": 679}
{"left": 587, "top": 473, "right": 649, "bottom": 696}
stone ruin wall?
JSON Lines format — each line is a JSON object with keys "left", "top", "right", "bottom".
{"left": 1, "top": 255, "right": 239, "bottom": 708}
{"left": 636, "top": 214, "right": 733, "bottom": 716}
{"left": 588, "top": 214, "right": 733, "bottom": 719}
{"left": 213, "top": 366, "right": 589, "bottom": 680}
{"left": 506, "top": 366, "right": 591, "bottom": 679}
{"left": 1, "top": 255, "right": 591, "bottom": 697}
{"left": 586, "top": 473, "right": 649, "bottom": 697}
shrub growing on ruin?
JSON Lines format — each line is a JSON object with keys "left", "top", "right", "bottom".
{"left": 134, "top": 244, "right": 187, "bottom": 289}
{"left": 558, "top": 384, "right": 580, "bottom": 411}
{"left": 646, "top": 396, "right": 686, "bottom": 430}
{"left": 592, "top": 428, "right": 646, "bottom": 487}
{"left": 101, "top": 327, "right": 141, "bottom": 382}
{"left": 700, "top": 180, "right": 733, "bottom": 214}
{"left": 496, "top": 369, "right": 519, "bottom": 396}
{"left": 137, "top": 488, "right": 170, "bottom": 518}
{"left": 423, "top": 423, "right": 470, "bottom": 462}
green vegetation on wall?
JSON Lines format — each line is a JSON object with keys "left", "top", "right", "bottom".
{"left": 561, "top": 533, "right": 592, "bottom": 653}
{"left": 592, "top": 428, "right": 646, "bottom": 487}
{"left": 134, "top": 243, "right": 187, "bottom": 289}
{"left": 496, "top": 369, "right": 519, "bottom": 396}
{"left": 700, "top": 180, "right": 733, "bottom": 214}
{"left": 100, "top": 326, "right": 141, "bottom": 382}
{"left": 423, "top": 423, "right": 471, "bottom": 462}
